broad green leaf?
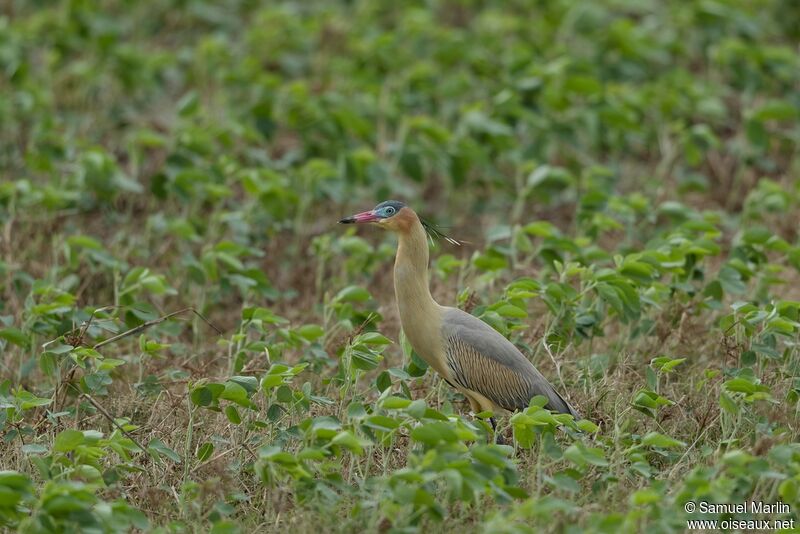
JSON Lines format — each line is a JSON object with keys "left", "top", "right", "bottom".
{"left": 53, "top": 429, "right": 84, "bottom": 453}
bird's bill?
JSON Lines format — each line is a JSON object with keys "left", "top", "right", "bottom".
{"left": 339, "top": 210, "right": 379, "bottom": 224}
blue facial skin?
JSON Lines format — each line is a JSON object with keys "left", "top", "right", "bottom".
{"left": 374, "top": 200, "right": 405, "bottom": 219}
{"left": 339, "top": 200, "right": 406, "bottom": 224}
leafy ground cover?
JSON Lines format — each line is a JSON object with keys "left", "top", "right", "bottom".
{"left": 1, "top": 0, "right": 800, "bottom": 532}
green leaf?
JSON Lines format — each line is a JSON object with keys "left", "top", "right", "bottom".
{"left": 346, "top": 402, "right": 367, "bottom": 420}
{"left": 364, "top": 415, "right": 400, "bottom": 432}
{"left": 350, "top": 348, "right": 382, "bottom": 371}
{"left": 225, "top": 405, "right": 242, "bottom": 424}
{"left": 53, "top": 429, "right": 84, "bottom": 453}
{"left": 382, "top": 396, "right": 411, "bottom": 409}
{"left": 642, "top": 432, "right": 686, "bottom": 449}
{"left": 411, "top": 422, "right": 458, "bottom": 445}
{"left": 564, "top": 443, "right": 609, "bottom": 467}
{"left": 220, "top": 382, "right": 253, "bottom": 408}
{"left": 331, "top": 431, "right": 369, "bottom": 455}
{"left": 16, "top": 391, "right": 53, "bottom": 410}
{"left": 357, "top": 332, "right": 392, "bottom": 345}
{"left": 631, "top": 389, "right": 674, "bottom": 418}
{"left": 261, "top": 374, "right": 285, "bottom": 389}
{"left": 0, "top": 471, "right": 32, "bottom": 507}
{"left": 406, "top": 350, "right": 429, "bottom": 378}
{"left": 148, "top": 439, "right": 181, "bottom": 463}
{"left": 576, "top": 420, "right": 599, "bottom": 433}
{"left": 0, "top": 328, "right": 29, "bottom": 349}
{"left": 523, "top": 221, "right": 559, "bottom": 237}
{"left": 21, "top": 444, "right": 48, "bottom": 455}
{"left": 296, "top": 324, "right": 324, "bottom": 342}
{"left": 494, "top": 303, "right": 528, "bottom": 318}
{"left": 718, "top": 266, "right": 746, "bottom": 294}
{"left": 750, "top": 100, "right": 797, "bottom": 122}
{"left": 191, "top": 386, "right": 213, "bottom": 407}
{"left": 724, "top": 378, "right": 758, "bottom": 394}
{"left": 229, "top": 376, "right": 259, "bottom": 394}
{"left": 719, "top": 391, "right": 739, "bottom": 414}
{"left": 197, "top": 442, "right": 214, "bottom": 462}
{"left": 651, "top": 357, "right": 687, "bottom": 374}
{"left": 276, "top": 386, "right": 293, "bottom": 403}
{"left": 375, "top": 371, "right": 392, "bottom": 392}
{"left": 334, "top": 286, "right": 371, "bottom": 303}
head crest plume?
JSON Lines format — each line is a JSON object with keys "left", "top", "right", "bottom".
{"left": 420, "top": 217, "right": 464, "bottom": 247}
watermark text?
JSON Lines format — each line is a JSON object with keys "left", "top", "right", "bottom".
{"left": 684, "top": 500, "right": 794, "bottom": 531}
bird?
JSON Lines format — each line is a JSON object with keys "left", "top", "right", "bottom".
{"left": 339, "top": 200, "right": 580, "bottom": 439}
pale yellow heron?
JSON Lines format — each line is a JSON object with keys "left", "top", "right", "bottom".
{"left": 340, "top": 200, "right": 579, "bottom": 438}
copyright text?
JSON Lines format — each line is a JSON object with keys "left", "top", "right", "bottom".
{"left": 683, "top": 500, "right": 794, "bottom": 531}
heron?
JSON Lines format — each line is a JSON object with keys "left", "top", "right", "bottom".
{"left": 339, "top": 200, "right": 580, "bottom": 440}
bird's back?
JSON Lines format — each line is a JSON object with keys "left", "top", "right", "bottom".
{"left": 440, "top": 307, "right": 579, "bottom": 417}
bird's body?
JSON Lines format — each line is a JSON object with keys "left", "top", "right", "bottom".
{"left": 441, "top": 308, "right": 576, "bottom": 414}
{"left": 340, "top": 201, "right": 579, "bottom": 420}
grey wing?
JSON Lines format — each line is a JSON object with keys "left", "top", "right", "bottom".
{"left": 441, "top": 308, "right": 579, "bottom": 417}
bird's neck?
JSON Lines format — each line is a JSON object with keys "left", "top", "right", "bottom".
{"left": 394, "top": 220, "right": 441, "bottom": 342}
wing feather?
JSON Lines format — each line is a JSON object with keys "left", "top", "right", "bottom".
{"left": 441, "top": 307, "right": 579, "bottom": 417}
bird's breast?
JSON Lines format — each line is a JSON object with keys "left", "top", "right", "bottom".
{"left": 398, "top": 307, "right": 448, "bottom": 374}
{"left": 394, "top": 300, "right": 449, "bottom": 379}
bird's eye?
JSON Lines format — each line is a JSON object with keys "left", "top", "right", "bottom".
{"left": 384, "top": 206, "right": 396, "bottom": 216}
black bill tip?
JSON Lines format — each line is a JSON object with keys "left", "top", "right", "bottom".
{"left": 339, "top": 216, "right": 355, "bottom": 224}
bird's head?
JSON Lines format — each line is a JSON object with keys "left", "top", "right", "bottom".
{"left": 339, "top": 200, "right": 463, "bottom": 245}
{"left": 339, "top": 200, "right": 414, "bottom": 232}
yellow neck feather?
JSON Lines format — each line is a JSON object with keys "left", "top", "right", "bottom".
{"left": 393, "top": 218, "right": 446, "bottom": 374}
